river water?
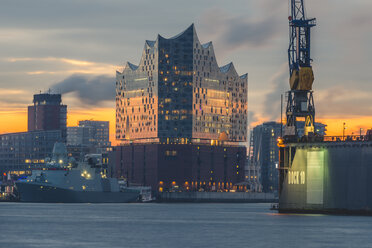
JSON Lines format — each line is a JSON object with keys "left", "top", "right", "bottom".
{"left": 0, "top": 203, "right": 371, "bottom": 248}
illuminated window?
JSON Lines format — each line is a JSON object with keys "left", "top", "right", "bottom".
{"left": 165, "top": 150, "right": 177, "bottom": 157}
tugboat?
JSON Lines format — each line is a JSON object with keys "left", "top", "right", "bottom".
{"left": 15, "top": 143, "right": 140, "bottom": 203}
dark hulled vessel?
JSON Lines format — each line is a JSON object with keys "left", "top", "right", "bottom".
{"left": 15, "top": 143, "right": 140, "bottom": 203}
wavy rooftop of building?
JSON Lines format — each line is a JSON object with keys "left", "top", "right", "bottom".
{"left": 116, "top": 24, "right": 247, "bottom": 145}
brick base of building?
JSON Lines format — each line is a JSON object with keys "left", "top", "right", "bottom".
{"left": 108, "top": 143, "right": 246, "bottom": 192}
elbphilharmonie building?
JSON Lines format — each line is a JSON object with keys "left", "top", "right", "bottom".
{"left": 112, "top": 25, "right": 248, "bottom": 191}
{"left": 116, "top": 24, "right": 247, "bottom": 145}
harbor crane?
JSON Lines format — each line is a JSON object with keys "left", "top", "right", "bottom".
{"left": 284, "top": 0, "right": 317, "bottom": 139}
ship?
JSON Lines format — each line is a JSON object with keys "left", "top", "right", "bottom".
{"left": 15, "top": 143, "right": 140, "bottom": 203}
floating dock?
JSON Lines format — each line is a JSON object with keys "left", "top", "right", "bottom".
{"left": 278, "top": 136, "right": 372, "bottom": 215}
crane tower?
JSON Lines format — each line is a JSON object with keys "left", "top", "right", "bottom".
{"left": 284, "top": 0, "right": 317, "bottom": 139}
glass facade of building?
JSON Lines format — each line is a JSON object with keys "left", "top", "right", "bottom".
{"left": 116, "top": 24, "right": 247, "bottom": 145}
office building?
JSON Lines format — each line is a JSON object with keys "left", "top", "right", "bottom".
{"left": 0, "top": 130, "right": 63, "bottom": 174}
{"left": 67, "top": 120, "right": 111, "bottom": 156}
{"left": 67, "top": 126, "right": 91, "bottom": 146}
{"left": 67, "top": 121, "right": 111, "bottom": 160}
{"left": 78, "top": 120, "right": 110, "bottom": 147}
{"left": 28, "top": 92, "right": 67, "bottom": 141}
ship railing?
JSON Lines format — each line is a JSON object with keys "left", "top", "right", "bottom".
{"left": 323, "top": 135, "right": 371, "bottom": 142}
{"left": 284, "top": 134, "right": 371, "bottom": 144}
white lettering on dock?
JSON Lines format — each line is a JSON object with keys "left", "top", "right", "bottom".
{"left": 288, "top": 171, "right": 305, "bottom": 185}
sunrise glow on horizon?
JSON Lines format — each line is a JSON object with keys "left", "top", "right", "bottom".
{"left": 1, "top": 106, "right": 371, "bottom": 146}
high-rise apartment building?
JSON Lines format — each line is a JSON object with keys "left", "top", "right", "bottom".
{"left": 112, "top": 25, "right": 247, "bottom": 191}
{"left": 28, "top": 93, "right": 67, "bottom": 141}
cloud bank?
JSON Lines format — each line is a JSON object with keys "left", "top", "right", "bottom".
{"left": 198, "top": 3, "right": 284, "bottom": 54}
{"left": 51, "top": 75, "right": 115, "bottom": 106}
{"left": 262, "top": 64, "right": 288, "bottom": 121}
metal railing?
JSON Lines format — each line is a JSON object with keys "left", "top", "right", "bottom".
{"left": 283, "top": 134, "right": 372, "bottom": 144}
{"left": 323, "top": 135, "right": 371, "bottom": 142}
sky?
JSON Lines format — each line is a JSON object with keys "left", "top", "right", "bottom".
{"left": 0, "top": 0, "right": 371, "bottom": 143}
